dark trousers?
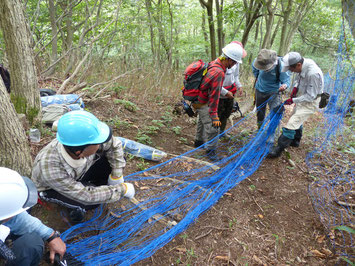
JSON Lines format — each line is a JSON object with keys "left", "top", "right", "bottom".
{"left": 217, "top": 98, "right": 234, "bottom": 132}
{"left": 6, "top": 233, "right": 44, "bottom": 266}
{"left": 40, "top": 155, "right": 112, "bottom": 211}
{"left": 255, "top": 90, "right": 281, "bottom": 127}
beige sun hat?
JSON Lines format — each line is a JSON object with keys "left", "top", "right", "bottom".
{"left": 254, "top": 49, "right": 277, "bottom": 71}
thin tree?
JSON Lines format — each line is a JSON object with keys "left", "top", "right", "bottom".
{"left": 199, "top": 0, "right": 217, "bottom": 60}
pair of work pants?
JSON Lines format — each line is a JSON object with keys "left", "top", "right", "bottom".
{"left": 6, "top": 233, "right": 44, "bottom": 266}
{"left": 285, "top": 99, "right": 320, "bottom": 130}
{"left": 255, "top": 90, "right": 281, "bottom": 128}
{"left": 217, "top": 98, "right": 234, "bottom": 133}
{"left": 195, "top": 105, "right": 219, "bottom": 151}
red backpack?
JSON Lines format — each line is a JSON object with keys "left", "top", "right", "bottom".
{"left": 181, "top": 60, "right": 208, "bottom": 102}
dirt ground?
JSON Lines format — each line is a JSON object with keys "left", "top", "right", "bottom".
{"left": 30, "top": 93, "right": 351, "bottom": 266}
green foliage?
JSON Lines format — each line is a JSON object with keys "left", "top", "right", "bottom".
{"left": 114, "top": 99, "right": 138, "bottom": 112}
{"left": 172, "top": 126, "right": 181, "bottom": 135}
{"left": 334, "top": 225, "right": 355, "bottom": 235}
{"left": 136, "top": 131, "right": 152, "bottom": 145}
{"left": 107, "top": 117, "right": 132, "bottom": 130}
{"left": 137, "top": 158, "right": 149, "bottom": 171}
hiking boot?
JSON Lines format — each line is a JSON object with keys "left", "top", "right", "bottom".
{"left": 290, "top": 140, "right": 300, "bottom": 147}
{"left": 194, "top": 140, "right": 205, "bottom": 148}
{"left": 267, "top": 134, "right": 293, "bottom": 158}
{"left": 206, "top": 150, "right": 221, "bottom": 162}
{"left": 69, "top": 209, "right": 85, "bottom": 224}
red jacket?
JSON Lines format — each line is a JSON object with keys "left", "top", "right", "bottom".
{"left": 197, "top": 58, "right": 226, "bottom": 119}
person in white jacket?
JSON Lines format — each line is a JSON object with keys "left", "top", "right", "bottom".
{"left": 268, "top": 52, "right": 324, "bottom": 158}
{"left": 217, "top": 41, "right": 247, "bottom": 136}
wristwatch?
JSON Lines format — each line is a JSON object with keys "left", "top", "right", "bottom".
{"left": 46, "top": 231, "right": 60, "bottom": 243}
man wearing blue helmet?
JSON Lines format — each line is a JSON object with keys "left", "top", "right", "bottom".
{"left": 32, "top": 110, "right": 135, "bottom": 223}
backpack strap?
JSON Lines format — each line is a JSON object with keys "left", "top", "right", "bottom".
{"left": 275, "top": 57, "right": 281, "bottom": 82}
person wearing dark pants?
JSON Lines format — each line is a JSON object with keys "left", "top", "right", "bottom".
{"left": 32, "top": 111, "right": 136, "bottom": 223}
{"left": 0, "top": 167, "right": 66, "bottom": 265}
{"left": 268, "top": 52, "right": 323, "bottom": 158}
{"left": 7, "top": 233, "right": 44, "bottom": 266}
{"left": 252, "top": 49, "right": 290, "bottom": 129}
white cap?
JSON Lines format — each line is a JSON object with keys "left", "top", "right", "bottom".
{"left": 0, "top": 168, "right": 38, "bottom": 220}
{"left": 282, "top": 52, "right": 302, "bottom": 72}
{"left": 222, "top": 43, "right": 244, "bottom": 64}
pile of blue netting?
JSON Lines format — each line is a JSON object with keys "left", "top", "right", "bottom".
{"left": 60, "top": 20, "right": 354, "bottom": 266}
{"left": 60, "top": 96, "right": 284, "bottom": 265}
{"left": 307, "top": 19, "right": 354, "bottom": 260}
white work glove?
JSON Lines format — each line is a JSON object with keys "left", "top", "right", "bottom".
{"left": 123, "top": 183, "right": 135, "bottom": 199}
{"left": 108, "top": 175, "right": 124, "bottom": 185}
{"left": 0, "top": 225, "right": 10, "bottom": 242}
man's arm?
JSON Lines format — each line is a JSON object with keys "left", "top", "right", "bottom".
{"left": 293, "top": 73, "right": 323, "bottom": 103}
{"left": 102, "top": 137, "right": 126, "bottom": 179}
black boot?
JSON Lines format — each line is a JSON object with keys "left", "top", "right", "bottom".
{"left": 268, "top": 135, "right": 293, "bottom": 158}
{"left": 290, "top": 127, "right": 303, "bottom": 147}
{"left": 194, "top": 140, "right": 205, "bottom": 148}
{"left": 206, "top": 150, "right": 221, "bottom": 162}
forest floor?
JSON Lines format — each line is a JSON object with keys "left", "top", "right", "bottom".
{"left": 29, "top": 90, "right": 352, "bottom": 266}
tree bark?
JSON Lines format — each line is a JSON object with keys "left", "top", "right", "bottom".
{"left": 0, "top": 79, "right": 32, "bottom": 176}
{"left": 46, "top": 0, "right": 58, "bottom": 76}
{"left": 0, "top": 0, "right": 41, "bottom": 124}
{"left": 201, "top": 4, "right": 210, "bottom": 57}
{"left": 199, "top": 0, "right": 217, "bottom": 60}
{"left": 215, "top": 0, "right": 224, "bottom": 54}
{"left": 342, "top": 0, "right": 355, "bottom": 39}
{"left": 241, "top": 0, "right": 263, "bottom": 46}
{"left": 261, "top": 0, "right": 277, "bottom": 49}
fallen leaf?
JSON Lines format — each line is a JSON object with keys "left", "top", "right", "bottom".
{"left": 175, "top": 247, "right": 187, "bottom": 253}
{"left": 316, "top": 235, "right": 326, "bottom": 243}
{"left": 140, "top": 186, "right": 150, "bottom": 190}
{"left": 258, "top": 214, "right": 264, "bottom": 219}
{"left": 134, "top": 181, "right": 139, "bottom": 187}
{"left": 253, "top": 255, "right": 264, "bottom": 264}
{"left": 260, "top": 176, "right": 267, "bottom": 180}
{"left": 310, "top": 249, "right": 326, "bottom": 258}
{"left": 321, "top": 248, "right": 332, "bottom": 256}
{"left": 224, "top": 192, "right": 232, "bottom": 196}
{"left": 215, "top": 255, "right": 229, "bottom": 261}
{"left": 143, "top": 172, "right": 149, "bottom": 176}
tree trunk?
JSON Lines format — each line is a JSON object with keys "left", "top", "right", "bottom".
{"left": 342, "top": 0, "right": 355, "bottom": 39}
{"left": 279, "top": 0, "right": 317, "bottom": 55}
{"left": 46, "top": 0, "right": 58, "bottom": 76}
{"left": 0, "top": 0, "right": 41, "bottom": 124}
{"left": 241, "top": 0, "right": 263, "bottom": 46}
{"left": 200, "top": 0, "right": 216, "bottom": 60}
{"left": 145, "top": 0, "right": 157, "bottom": 62}
{"left": 261, "top": 0, "right": 276, "bottom": 49}
{"left": 215, "top": 0, "right": 224, "bottom": 54}
{"left": 201, "top": 5, "right": 210, "bottom": 57}
{"left": 0, "top": 79, "right": 32, "bottom": 176}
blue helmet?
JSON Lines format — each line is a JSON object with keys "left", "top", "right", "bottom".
{"left": 57, "top": 110, "right": 111, "bottom": 146}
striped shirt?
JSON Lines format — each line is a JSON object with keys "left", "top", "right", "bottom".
{"left": 32, "top": 137, "right": 126, "bottom": 205}
{"left": 197, "top": 58, "right": 226, "bottom": 119}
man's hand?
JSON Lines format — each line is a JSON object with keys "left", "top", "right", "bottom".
{"left": 123, "top": 183, "right": 135, "bottom": 199}
{"left": 279, "top": 84, "right": 287, "bottom": 92}
{"left": 284, "top": 98, "right": 293, "bottom": 105}
{"left": 290, "top": 86, "right": 298, "bottom": 98}
{"left": 212, "top": 118, "right": 221, "bottom": 128}
{"left": 225, "top": 91, "right": 234, "bottom": 99}
{"left": 48, "top": 237, "right": 66, "bottom": 264}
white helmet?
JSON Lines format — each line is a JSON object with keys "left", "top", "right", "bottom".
{"left": 0, "top": 167, "right": 38, "bottom": 221}
{"left": 222, "top": 43, "right": 244, "bottom": 64}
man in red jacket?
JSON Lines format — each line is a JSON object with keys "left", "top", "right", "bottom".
{"left": 193, "top": 43, "right": 244, "bottom": 161}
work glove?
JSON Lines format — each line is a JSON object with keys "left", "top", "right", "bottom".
{"left": 290, "top": 87, "right": 298, "bottom": 98}
{"left": 0, "top": 225, "right": 10, "bottom": 242}
{"left": 108, "top": 175, "right": 124, "bottom": 185}
{"left": 284, "top": 98, "right": 293, "bottom": 105}
{"left": 123, "top": 183, "right": 135, "bottom": 199}
{"left": 212, "top": 117, "right": 221, "bottom": 128}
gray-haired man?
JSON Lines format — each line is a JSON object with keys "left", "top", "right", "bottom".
{"left": 268, "top": 52, "right": 324, "bottom": 158}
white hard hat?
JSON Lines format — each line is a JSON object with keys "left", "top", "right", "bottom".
{"left": 222, "top": 43, "right": 243, "bottom": 64}
{"left": 0, "top": 167, "right": 38, "bottom": 221}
